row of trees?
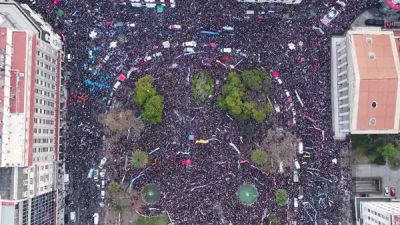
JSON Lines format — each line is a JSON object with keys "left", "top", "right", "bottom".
{"left": 191, "top": 70, "right": 273, "bottom": 122}
{"left": 129, "top": 70, "right": 273, "bottom": 126}
{"left": 217, "top": 70, "right": 273, "bottom": 121}
{"left": 134, "top": 75, "right": 164, "bottom": 124}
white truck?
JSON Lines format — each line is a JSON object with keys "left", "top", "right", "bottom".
{"left": 70, "top": 212, "right": 76, "bottom": 223}
{"left": 93, "top": 213, "right": 99, "bottom": 225}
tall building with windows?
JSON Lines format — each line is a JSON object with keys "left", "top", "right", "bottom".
{"left": 0, "top": 1, "right": 65, "bottom": 224}
{"left": 360, "top": 201, "right": 400, "bottom": 225}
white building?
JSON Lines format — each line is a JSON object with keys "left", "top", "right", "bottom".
{"left": 360, "top": 201, "right": 400, "bottom": 225}
{"left": 236, "top": 0, "right": 302, "bottom": 4}
{"left": 0, "top": 1, "right": 65, "bottom": 224}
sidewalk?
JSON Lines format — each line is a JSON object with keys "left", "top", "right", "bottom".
{"left": 352, "top": 164, "right": 400, "bottom": 197}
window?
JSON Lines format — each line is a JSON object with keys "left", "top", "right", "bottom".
{"left": 368, "top": 52, "right": 376, "bottom": 60}
{"left": 366, "top": 37, "right": 373, "bottom": 45}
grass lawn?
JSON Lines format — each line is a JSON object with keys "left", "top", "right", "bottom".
{"left": 135, "top": 214, "right": 170, "bottom": 225}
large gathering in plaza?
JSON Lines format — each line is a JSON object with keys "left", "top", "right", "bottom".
{"left": 1, "top": 0, "right": 400, "bottom": 225}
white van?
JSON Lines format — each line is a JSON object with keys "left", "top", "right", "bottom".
{"left": 298, "top": 187, "right": 304, "bottom": 200}
{"left": 298, "top": 140, "right": 304, "bottom": 154}
{"left": 294, "top": 198, "right": 299, "bottom": 208}
{"left": 93, "top": 213, "right": 99, "bottom": 225}
{"left": 70, "top": 211, "right": 76, "bottom": 223}
{"left": 101, "top": 190, "right": 105, "bottom": 199}
{"left": 294, "top": 159, "right": 300, "bottom": 170}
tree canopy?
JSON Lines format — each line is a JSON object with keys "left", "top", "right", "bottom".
{"left": 192, "top": 71, "right": 215, "bottom": 103}
{"left": 131, "top": 150, "right": 149, "bottom": 168}
{"left": 142, "top": 95, "right": 164, "bottom": 124}
{"left": 134, "top": 75, "right": 157, "bottom": 107}
{"left": 377, "top": 143, "right": 398, "bottom": 161}
{"left": 275, "top": 189, "right": 288, "bottom": 207}
{"left": 250, "top": 149, "right": 267, "bottom": 166}
{"left": 98, "top": 110, "right": 144, "bottom": 146}
{"left": 134, "top": 75, "right": 164, "bottom": 124}
{"left": 217, "top": 71, "right": 272, "bottom": 121}
{"left": 108, "top": 181, "right": 121, "bottom": 194}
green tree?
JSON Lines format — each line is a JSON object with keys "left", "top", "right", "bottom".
{"left": 134, "top": 75, "right": 157, "bottom": 106}
{"left": 377, "top": 144, "right": 398, "bottom": 161}
{"left": 242, "top": 69, "right": 266, "bottom": 90}
{"left": 268, "top": 213, "right": 277, "bottom": 224}
{"left": 108, "top": 181, "right": 121, "bottom": 194}
{"left": 112, "top": 204, "right": 124, "bottom": 213}
{"left": 218, "top": 71, "right": 272, "bottom": 121}
{"left": 275, "top": 189, "right": 288, "bottom": 207}
{"left": 251, "top": 149, "right": 267, "bottom": 166}
{"left": 192, "top": 72, "right": 215, "bottom": 103}
{"left": 131, "top": 150, "right": 149, "bottom": 168}
{"left": 141, "top": 95, "right": 164, "bottom": 124}
{"left": 136, "top": 214, "right": 170, "bottom": 225}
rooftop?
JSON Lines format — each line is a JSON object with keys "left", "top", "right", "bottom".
{"left": 349, "top": 30, "right": 400, "bottom": 132}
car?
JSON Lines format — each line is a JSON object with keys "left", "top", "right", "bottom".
{"left": 298, "top": 187, "right": 304, "bottom": 200}
{"left": 298, "top": 140, "right": 304, "bottom": 154}
{"left": 66, "top": 53, "right": 72, "bottom": 62}
{"left": 184, "top": 47, "right": 195, "bottom": 53}
{"left": 182, "top": 41, "right": 197, "bottom": 47}
{"left": 101, "top": 180, "right": 106, "bottom": 188}
{"left": 127, "top": 22, "right": 136, "bottom": 27}
{"left": 102, "top": 54, "right": 110, "bottom": 63}
{"left": 285, "top": 89, "right": 290, "bottom": 97}
{"left": 101, "top": 190, "right": 105, "bottom": 199}
{"left": 222, "top": 26, "right": 234, "bottom": 31}
{"left": 100, "top": 169, "right": 106, "bottom": 179}
{"left": 220, "top": 48, "right": 232, "bottom": 53}
{"left": 168, "top": 24, "right": 182, "bottom": 30}
{"left": 384, "top": 187, "right": 390, "bottom": 196}
{"left": 152, "top": 52, "right": 162, "bottom": 58}
{"left": 390, "top": 187, "right": 396, "bottom": 197}
{"left": 99, "top": 201, "right": 105, "bottom": 207}
{"left": 365, "top": 19, "right": 384, "bottom": 27}
{"left": 246, "top": 10, "right": 255, "bottom": 15}
{"left": 112, "top": 81, "right": 121, "bottom": 91}
{"left": 294, "top": 198, "right": 299, "bottom": 208}
{"left": 93, "top": 169, "right": 99, "bottom": 181}
{"left": 99, "top": 157, "right": 107, "bottom": 169}
{"left": 293, "top": 170, "right": 299, "bottom": 183}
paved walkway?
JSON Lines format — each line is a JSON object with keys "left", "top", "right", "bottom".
{"left": 352, "top": 164, "right": 400, "bottom": 197}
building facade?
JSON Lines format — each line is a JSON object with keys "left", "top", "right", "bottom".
{"left": 236, "top": 0, "right": 302, "bottom": 4}
{"left": 0, "top": 0, "right": 65, "bottom": 224}
{"left": 360, "top": 201, "right": 400, "bottom": 225}
{"left": 331, "top": 27, "right": 400, "bottom": 139}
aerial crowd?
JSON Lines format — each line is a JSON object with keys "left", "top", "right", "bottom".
{"left": 24, "top": 0, "right": 379, "bottom": 224}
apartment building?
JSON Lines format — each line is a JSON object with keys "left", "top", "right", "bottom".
{"left": 0, "top": 0, "right": 64, "bottom": 224}
{"left": 360, "top": 201, "right": 400, "bottom": 225}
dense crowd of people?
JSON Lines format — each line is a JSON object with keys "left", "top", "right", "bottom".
{"left": 22, "top": 0, "right": 380, "bottom": 224}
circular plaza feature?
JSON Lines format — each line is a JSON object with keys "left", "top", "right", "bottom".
{"left": 237, "top": 184, "right": 259, "bottom": 205}
{"left": 142, "top": 183, "right": 161, "bottom": 204}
